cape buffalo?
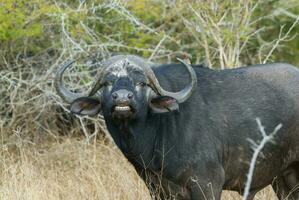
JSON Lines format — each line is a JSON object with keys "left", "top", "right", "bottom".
{"left": 55, "top": 55, "right": 299, "bottom": 200}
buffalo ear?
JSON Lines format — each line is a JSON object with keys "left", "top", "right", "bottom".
{"left": 70, "top": 97, "right": 101, "bottom": 116}
{"left": 149, "top": 96, "right": 179, "bottom": 113}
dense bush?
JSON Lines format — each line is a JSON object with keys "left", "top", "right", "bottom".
{"left": 0, "top": 0, "right": 57, "bottom": 60}
{"left": 0, "top": 0, "right": 298, "bottom": 68}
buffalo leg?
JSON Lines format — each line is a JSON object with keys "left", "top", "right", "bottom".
{"left": 272, "top": 162, "right": 299, "bottom": 200}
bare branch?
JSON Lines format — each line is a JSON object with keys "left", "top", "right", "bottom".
{"left": 262, "top": 17, "right": 299, "bottom": 63}
{"left": 242, "top": 118, "right": 282, "bottom": 200}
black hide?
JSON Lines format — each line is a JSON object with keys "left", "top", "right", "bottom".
{"left": 74, "top": 61, "right": 299, "bottom": 200}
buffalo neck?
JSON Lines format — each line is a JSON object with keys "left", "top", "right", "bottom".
{"left": 105, "top": 112, "right": 181, "bottom": 171}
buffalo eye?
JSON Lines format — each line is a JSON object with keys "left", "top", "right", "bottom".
{"left": 136, "top": 82, "right": 146, "bottom": 87}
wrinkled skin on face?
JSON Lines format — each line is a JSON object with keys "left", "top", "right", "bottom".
{"left": 100, "top": 65, "right": 150, "bottom": 122}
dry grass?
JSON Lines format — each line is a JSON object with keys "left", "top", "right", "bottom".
{"left": 0, "top": 138, "right": 150, "bottom": 200}
{"left": 222, "top": 187, "right": 278, "bottom": 200}
{"left": 0, "top": 136, "right": 279, "bottom": 200}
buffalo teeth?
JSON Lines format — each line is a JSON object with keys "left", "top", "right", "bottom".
{"left": 115, "top": 106, "right": 131, "bottom": 111}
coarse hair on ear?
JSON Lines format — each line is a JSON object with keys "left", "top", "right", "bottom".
{"left": 70, "top": 97, "right": 102, "bottom": 116}
{"left": 149, "top": 96, "right": 179, "bottom": 113}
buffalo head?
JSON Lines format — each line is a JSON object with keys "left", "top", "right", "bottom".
{"left": 55, "top": 55, "right": 197, "bottom": 122}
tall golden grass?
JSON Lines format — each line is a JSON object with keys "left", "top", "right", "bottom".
{"left": 0, "top": 135, "right": 278, "bottom": 200}
{"left": 0, "top": 138, "right": 150, "bottom": 200}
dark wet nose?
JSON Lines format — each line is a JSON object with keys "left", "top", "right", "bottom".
{"left": 112, "top": 89, "right": 134, "bottom": 104}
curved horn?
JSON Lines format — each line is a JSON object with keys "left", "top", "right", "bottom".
{"left": 145, "top": 58, "right": 197, "bottom": 103}
{"left": 55, "top": 60, "right": 87, "bottom": 103}
{"left": 86, "top": 55, "right": 197, "bottom": 103}
{"left": 88, "top": 68, "right": 106, "bottom": 96}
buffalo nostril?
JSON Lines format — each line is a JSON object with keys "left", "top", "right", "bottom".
{"left": 112, "top": 92, "right": 118, "bottom": 99}
{"left": 127, "top": 92, "right": 133, "bottom": 99}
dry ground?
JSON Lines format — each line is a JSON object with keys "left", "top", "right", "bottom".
{"left": 0, "top": 137, "right": 278, "bottom": 200}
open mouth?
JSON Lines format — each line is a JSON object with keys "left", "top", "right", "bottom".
{"left": 114, "top": 105, "right": 131, "bottom": 111}
{"left": 111, "top": 105, "right": 135, "bottom": 120}
{"left": 112, "top": 105, "right": 135, "bottom": 113}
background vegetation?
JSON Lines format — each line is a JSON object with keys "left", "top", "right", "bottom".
{"left": 0, "top": 0, "right": 298, "bottom": 199}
